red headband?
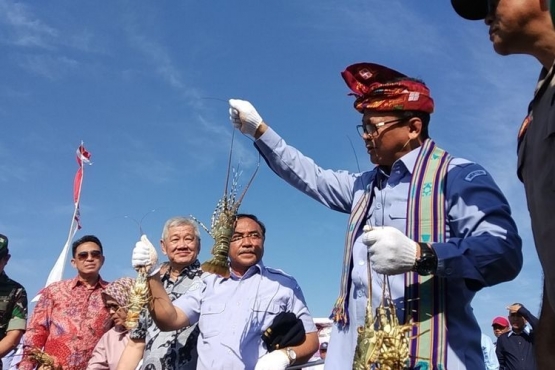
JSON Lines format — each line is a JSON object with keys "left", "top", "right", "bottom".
{"left": 341, "top": 62, "right": 434, "bottom": 114}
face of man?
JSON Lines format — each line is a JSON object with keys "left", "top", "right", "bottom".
{"left": 229, "top": 217, "right": 264, "bottom": 275}
{"left": 160, "top": 224, "right": 200, "bottom": 267}
{"left": 509, "top": 312, "right": 527, "bottom": 332}
{"left": 492, "top": 324, "right": 509, "bottom": 337}
{"left": 71, "top": 241, "right": 104, "bottom": 278}
{"left": 360, "top": 111, "right": 420, "bottom": 167}
{"left": 484, "top": 0, "right": 549, "bottom": 56}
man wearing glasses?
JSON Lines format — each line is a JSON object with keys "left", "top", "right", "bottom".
{"left": 496, "top": 303, "right": 538, "bottom": 369}
{"left": 131, "top": 214, "right": 319, "bottom": 370}
{"left": 451, "top": 1, "right": 555, "bottom": 368}
{"left": 227, "top": 62, "right": 522, "bottom": 369}
{"left": 19, "top": 235, "right": 111, "bottom": 370}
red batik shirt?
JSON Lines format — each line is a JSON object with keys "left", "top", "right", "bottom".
{"left": 19, "top": 277, "right": 111, "bottom": 370}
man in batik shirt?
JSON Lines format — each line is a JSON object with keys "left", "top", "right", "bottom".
{"left": 0, "top": 234, "right": 27, "bottom": 370}
{"left": 19, "top": 235, "right": 111, "bottom": 370}
{"left": 117, "top": 217, "right": 201, "bottom": 370}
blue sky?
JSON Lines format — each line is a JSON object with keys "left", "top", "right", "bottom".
{"left": 0, "top": 0, "right": 543, "bottom": 338}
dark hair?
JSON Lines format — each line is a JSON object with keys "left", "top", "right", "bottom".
{"left": 72, "top": 235, "right": 103, "bottom": 257}
{"left": 409, "top": 111, "right": 430, "bottom": 140}
{"left": 236, "top": 214, "right": 266, "bottom": 237}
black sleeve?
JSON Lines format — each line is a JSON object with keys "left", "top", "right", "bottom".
{"left": 518, "top": 305, "right": 539, "bottom": 331}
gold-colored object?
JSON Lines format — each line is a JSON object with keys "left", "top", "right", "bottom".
{"left": 125, "top": 267, "right": 151, "bottom": 329}
{"left": 25, "top": 347, "right": 63, "bottom": 370}
{"left": 352, "top": 276, "right": 415, "bottom": 370}
{"left": 196, "top": 132, "right": 259, "bottom": 278}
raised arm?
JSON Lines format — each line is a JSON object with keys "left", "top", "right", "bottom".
{"left": 132, "top": 235, "right": 189, "bottom": 331}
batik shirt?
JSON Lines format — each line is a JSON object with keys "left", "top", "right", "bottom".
{"left": 0, "top": 272, "right": 27, "bottom": 370}
{"left": 19, "top": 277, "right": 111, "bottom": 370}
{"left": 130, "top": 261, "right": 202, "bottom": 370}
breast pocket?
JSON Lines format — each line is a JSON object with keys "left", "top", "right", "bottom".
{"left": 251, "top": 299, "right": 284, "bottom": 315}
{"left": 388, "top": 202, "right": 407, "bottom": 221}
{"left": 199, "top": 302, "right": 225, "bottom": 339}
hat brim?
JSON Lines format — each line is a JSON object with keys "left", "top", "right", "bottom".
{"left": 451, "top": 0, "right": 489, "bottom": 20}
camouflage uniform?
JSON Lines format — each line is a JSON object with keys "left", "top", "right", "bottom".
{"left": 0, "top": 234, "right": 27, "bottom": 370}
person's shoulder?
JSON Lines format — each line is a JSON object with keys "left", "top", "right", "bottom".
{"left": 265, "top": 266, "right": 299, "bottom": 284}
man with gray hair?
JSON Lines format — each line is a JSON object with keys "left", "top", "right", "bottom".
{"left": 117, "top": 217, "right": 202, "bottom": 370}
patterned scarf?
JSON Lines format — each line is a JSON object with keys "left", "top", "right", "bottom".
{"left": 331, "top": 140, "right": 450, "bottom": 369}
{"left": 103, "top": 277, "right": 135, "bottom": 307}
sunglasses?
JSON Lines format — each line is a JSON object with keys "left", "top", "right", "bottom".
{"left": 76, "top": 250, "right": 102, "bottom": 261}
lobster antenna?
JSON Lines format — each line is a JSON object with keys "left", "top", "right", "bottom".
{"left": 347, "top": 135, "right": 361, "bottom": 173}
{"left": 223, "top": 128, "right": 236, "bottom": 198}
{"left": 123, "top": 209, "right": 156, "bottom": 236}
{"left": 236, "top": 153, "right": 261, "bottom": 205}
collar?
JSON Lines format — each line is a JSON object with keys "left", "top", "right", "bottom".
{"left": 230, "top": 261, "right": 264, "bottom": 280}
{"left": 160, "top": 260, "right": 202, "bottom": 281}
{"left": 508, "top": 326, "right": 531, "bottom": 337}
{"left": 377, "top": 141, "right": 425, "bottom": 177}
{"left": 0, "top": 271, "right": 8, "bottom": 282}
{"left": 70, "top": 275, "right": 109, "bottom": 289}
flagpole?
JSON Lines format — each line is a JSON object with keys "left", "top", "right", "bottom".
{"left": 31, "top": 142, "right": 90, "bottom": 302}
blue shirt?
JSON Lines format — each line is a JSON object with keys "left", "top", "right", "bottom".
{"left": 255, "top": 128, "right": 522, "bottom": 369}
{"left": 173, "top": 261, "right": 317, "bottom": 370}
{"left": 482, "top": 334, "right": 500, "bottom": 370}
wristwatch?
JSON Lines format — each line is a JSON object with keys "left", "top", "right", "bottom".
{"left": 413, "top": 242, "right": 438, "bottom": 276}
{"left": 285, "top": 348, "right": 297, "bottom": 365}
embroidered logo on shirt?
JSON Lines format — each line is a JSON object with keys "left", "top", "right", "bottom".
{"left": 465, "top": 170, "right": 487, "bottom": 182}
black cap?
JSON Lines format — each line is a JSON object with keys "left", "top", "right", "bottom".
{"left": 0, "top": 234, "right": 8, "bottom": 258}
{"left": 451, "top": 0, "right": 489, "bottom": 20}
{"left": 261, "top": 312, "right": 305, "bottom": 352}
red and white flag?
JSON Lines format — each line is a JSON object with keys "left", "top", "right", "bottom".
{"left": 32, "top": 142, "right": 92, "bottom": 302}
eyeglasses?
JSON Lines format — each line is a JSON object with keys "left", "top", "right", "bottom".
{"left": 105, "top": 303, "right": 121, "bottom": 312}
{"left": 76, "top": 250, "right": 103, "bottom": 261}
{"left": 230, "top": 232, "right": 262, "bottom": 243}
{"left": 356, "top": 117, "right": 409, "bottom": 137}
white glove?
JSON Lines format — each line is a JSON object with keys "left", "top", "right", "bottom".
{"left": 254, "top": 350, "right": 290, "bottom": 370}
{"left": 131, "top": 235, "right": 160, "bottom": 277}
{"left": 229, "top": 99, "right": 263, "bottom": 137}
{"left": 361, "top": 226, "right": 417, "bottom": 275}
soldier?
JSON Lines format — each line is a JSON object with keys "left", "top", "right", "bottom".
{"left": 0, "top": 234, "right": 27, "bottom": 370}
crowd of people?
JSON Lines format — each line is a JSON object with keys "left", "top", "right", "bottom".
{"left": 1, "top": 0, "right": 554, "bottom": 369}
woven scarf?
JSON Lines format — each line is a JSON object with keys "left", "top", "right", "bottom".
{"left": 331, "top": 139, "right": 450, "bottom": 369}
{"left": 405, "top": 139, "right": 451, "bottom": 369}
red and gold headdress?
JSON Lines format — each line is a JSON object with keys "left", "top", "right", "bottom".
{"left": 341, "top": 62, "right": 434, "bottom": 114}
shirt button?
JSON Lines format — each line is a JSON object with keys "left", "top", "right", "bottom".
{"left": 445, "top": 268, "right": 453, "bottom": 275}
{"left": 375, "top": 203, "right": 382, "bottom": 209}
{"left": 358, "top": 260, "right": 365, "bottom": 266}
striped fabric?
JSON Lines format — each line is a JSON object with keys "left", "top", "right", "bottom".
{"left": 405, "top": 139, "right": 451, "bottom": 369}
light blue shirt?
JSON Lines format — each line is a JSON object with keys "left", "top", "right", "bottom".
{"left": 481, "top": 334, "right": 499, "bottom": 370}
{"left": 173, "top": 261, "right": 317, "bottom": 370}
{"left": 255, "top": 128, "right": 522, "bottom": 369}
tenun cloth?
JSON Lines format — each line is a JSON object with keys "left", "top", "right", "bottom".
{"left": 405, "top": 139, "right": 451, "bottom": 369}
{"left": 341, "top": 62, "right": 434, "bottom": 114}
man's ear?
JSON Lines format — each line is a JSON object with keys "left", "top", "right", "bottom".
{"left": 160, "top": 239, "right": 168, "bottom": 256}
{"left": 407, "top": 117, "right": 422, "bottom": 140}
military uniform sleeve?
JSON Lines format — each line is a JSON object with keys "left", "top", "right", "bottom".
{"left": 432, "top": 162, "right": 522, "bottom": 289}
{"left": 7, "top": 286, "right": 27, "bottom": 332}
{"left": 255, "top": 127, "right": 358, "bottom": 213}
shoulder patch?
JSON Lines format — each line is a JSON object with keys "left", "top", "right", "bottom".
{"left": 266, "top": 267, "right": 293, "bottom": 279}
{"left": 464, "top": 169, "right": 487, "bottom": 182}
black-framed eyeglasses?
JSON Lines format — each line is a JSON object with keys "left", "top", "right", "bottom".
{"left": 230, "top": 232, "right": 262, "bottom": 243}
{"left": 356, "top": 117, "right": 409, "bottom": 137}
{"left": 76, "top": 250, "right": 102, "bottom": 261}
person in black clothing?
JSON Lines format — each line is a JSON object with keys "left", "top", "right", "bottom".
{"left": 496, "top": 303, "right": 538, "bottom": 370}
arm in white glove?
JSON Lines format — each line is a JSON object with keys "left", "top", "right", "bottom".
{"left": 131, "top": 235, "right": 160, "bottom": 277}
{"left": 361, "top": 226, "right": 418, "bottom": 275}
{"left": 228, "top": 99, "right": 266, "bottom": 138}
{"left": 254, "top": 350, "right": 290, "bottom": 370}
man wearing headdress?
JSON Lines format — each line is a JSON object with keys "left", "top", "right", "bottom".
{"left": 0, "top": 234, "right": 27, "bottom": 370}
{"left": 227, "top": 62, "right": 523, "bottom": 369}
